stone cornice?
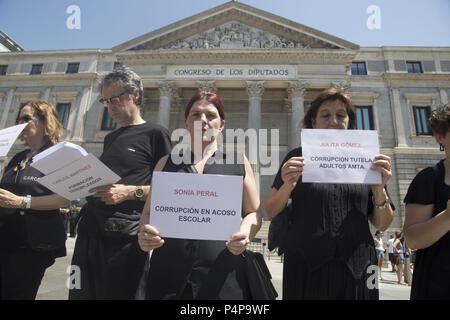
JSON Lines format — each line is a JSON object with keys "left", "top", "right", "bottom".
{"left": 382, "top": 72, "right": 450, "bottom": 82}
{"left": 0, "top": 49, "right": 110, "bottom": 58}
{"left": 0, "top": 73, "right": 99, "bottom": 86}
{"left": 116, "top": 48, "right": 357, "bottom": 65}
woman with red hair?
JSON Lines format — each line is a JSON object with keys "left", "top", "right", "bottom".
{"left": 138, "top": 91, "right": 262, "bottom": 299}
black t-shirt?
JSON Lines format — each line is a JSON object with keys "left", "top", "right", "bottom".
{"left": 87, "top": 122, "right": 172, "bottom": 214}
{"left": 0, "top": 143, "right": 66, "bottom": 254}
{"left": 404, "top": 160, "right": 450, "bottom": 299}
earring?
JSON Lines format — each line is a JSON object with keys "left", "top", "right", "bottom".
{"left": 440, "top": 144, "right": 445, "bottom": 151}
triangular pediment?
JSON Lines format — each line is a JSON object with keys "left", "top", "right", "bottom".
{"left": 113, "top": 1, "right": 359, "bottom": 52}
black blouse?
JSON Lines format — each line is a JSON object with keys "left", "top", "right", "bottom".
{"left": 146, "top": 152, "right": 250, "bottom": 300}
{"left": 404, "top": 159, "right": 450, "bottom": 299}
{"left": 272, "top": 147, "right": 393, "bottom": 279}
{"left": 0, "top": 143, "right": 66, "bottom": 256}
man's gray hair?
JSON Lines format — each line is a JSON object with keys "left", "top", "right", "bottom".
{"left": 99, "top": 67, "right": 143, "bottom": 105}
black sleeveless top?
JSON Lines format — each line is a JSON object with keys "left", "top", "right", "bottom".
{"left": 146, "top": 152, "right": 250, "bottom": 300}
{"left": 404, "top": 160, "right": 450, "bottom": 299}
{"left": 272, "top": 147, "right": 393, "bottom": 279}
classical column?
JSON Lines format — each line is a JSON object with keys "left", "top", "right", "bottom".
{"left": 157, "top": 81, "right": 176, "bottom": 128}
{"left": 391, "top": 88, "right": 408, "bottom": 147}
{"left": 0, "top": 88, "right": 15, "bottom": 129}
{"left": 246, "top": 81, "right": 264, "bottom": 131}
{"left": 287, "top": 81, "right": 307, "bottom": 149}
{"left": 196, "top": 80, "right": 217, "bottom": 93}
{"left": 72, "top": 86, "right": 91, "bottom": 141}
{"left": 246, "top": 81, "right": 264, "bottom": 192}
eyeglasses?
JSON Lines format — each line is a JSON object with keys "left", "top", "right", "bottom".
{"left": 99, "top": 90, "right": 130, "bottom": 107}
{"left": 16, "top": 115, "right": 35, "bottom": 124}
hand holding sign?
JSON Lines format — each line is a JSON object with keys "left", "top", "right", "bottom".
{"left": 138, "top": 224, "right": 164, "bottom": 252}
{"left": 280, "top": 156, "right": 305, "bottom": 190}
{"left": 370, "top": 154, "right": 392, "bottom": 188}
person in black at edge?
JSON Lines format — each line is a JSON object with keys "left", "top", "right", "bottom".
{"left": 0, "top": 100, "right": 69, "bottom": 299}
{"left": 138, "top": 91, "right": 262, "bottom": 299}
{"left": 264, "top": 88, "right": 395, "bottom": 299}
{"left": 403, "top": 103, "right": 450, "bottom": 299}
{"left": 69, "top": 67, "right": 172, "bottom": 300}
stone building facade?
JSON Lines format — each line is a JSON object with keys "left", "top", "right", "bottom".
{"left": 1, "top": 1, "right": 449, "bottom": 236}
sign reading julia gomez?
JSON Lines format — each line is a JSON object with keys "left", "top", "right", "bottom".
{"left": 301, "top": 129, "right": 382, "bottom": 185}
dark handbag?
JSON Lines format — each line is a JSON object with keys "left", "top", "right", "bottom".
{"left": 24, "top": 211, "right": 66, "bottom": 252}
{"left": 85, "top": 203, "right": 141, "bottom": 238}
{"left": 242, "top": 250, "right": 278, "bottom": 300}
{"left": 268, "top": 201, "right": 292, "bottom": 256}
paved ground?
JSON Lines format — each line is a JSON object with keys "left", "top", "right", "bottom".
{"left": 37, "top": 237, "right": 411, "bottom": 300}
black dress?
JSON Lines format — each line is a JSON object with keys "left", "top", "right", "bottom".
{"left": 404, "top": 159, "right": 450, "bottom": 299}
{"left": 0, "top": 143, "right": 66, "bottom": 299}
{"left": 272, "top": 147, "right": 390, "bottom": 300}
{"left": 146, "top": 152, "right": 251, "bottom": 300}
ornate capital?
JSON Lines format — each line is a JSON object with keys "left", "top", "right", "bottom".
{"left": 331, "top": 80, "right": 351, "bottom": 93}
{"left": 196, "top": 80, "right": 217, "bottom": 93}
{"left": 246, "top": 81, "right": 265, "bottom": 98}
{"left": 157, "top": 81, "right": 177, "bottom": 98}
{"left": 287, "top": 81, "right": 308, "bottom": 99}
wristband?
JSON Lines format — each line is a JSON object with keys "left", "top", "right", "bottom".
{"left": 25, "top": 195, "right": 32, "bottom": 209}
{"left": 372, "top": 196, "right": 389, "bottom": 209}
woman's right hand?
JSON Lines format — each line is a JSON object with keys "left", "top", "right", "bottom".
{"left": 281, "top": 157, "right": 305, "bottom": 190}
{"left": 138, "top": 224, "right": 164, "bottom": 252}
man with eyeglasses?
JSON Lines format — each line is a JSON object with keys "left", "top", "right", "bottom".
{"left": 69, "top": 67, "right": 172, "bottom": 300}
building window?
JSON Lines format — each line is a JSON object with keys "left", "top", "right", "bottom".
{"left": 407, "top": 61, "right": 423, "bottom": 73}
{"left": 113, "top": 62, "right": 122, "bottom": 70}
{"left": 355, "top": 106, "right": 374, "bottom": 130}
{"left": 0, "top": 65, "right": 7, "bottom": 75}
{"left": 351, "top": 62, "right": 367, "bottom": 75}
{"left": 413, "top": 106, "right": 432, "bottom": 135}
{"left": 101, "top": 107, "right": 117, "bottom": 131}
{"left": 30, "top": 64, "right": 43, "bottom": 75}
{"left": 66, "top": 63, "right": 80, "bottom": 74}
{"left": 56, "top": 103, "right": 71, "bottom": 128}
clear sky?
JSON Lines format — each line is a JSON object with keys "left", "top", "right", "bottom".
{"left": 1, "top": 0, "right": 449, "bottom": 51}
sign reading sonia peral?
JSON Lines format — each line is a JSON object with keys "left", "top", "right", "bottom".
{"left": 149, "top": 171, "right": 243, "bottom": 241}
{"left": 301, "top": 129, "right": 382, "bottom": 184}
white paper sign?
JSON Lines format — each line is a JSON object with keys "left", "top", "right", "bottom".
{"left": 31, "top": 141, "right": 88, "bottom": 174}
{"left": 149, "top": 171, "right": 243, "bottom": 241}
{"left": 301, "top": 129, "right": 381, "bottom": 184}
{"left": 37, "top": 153, "right": 121, "bottom": 200}
{"left": 0, "top": 124, "right": 28, "bottom": 157}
